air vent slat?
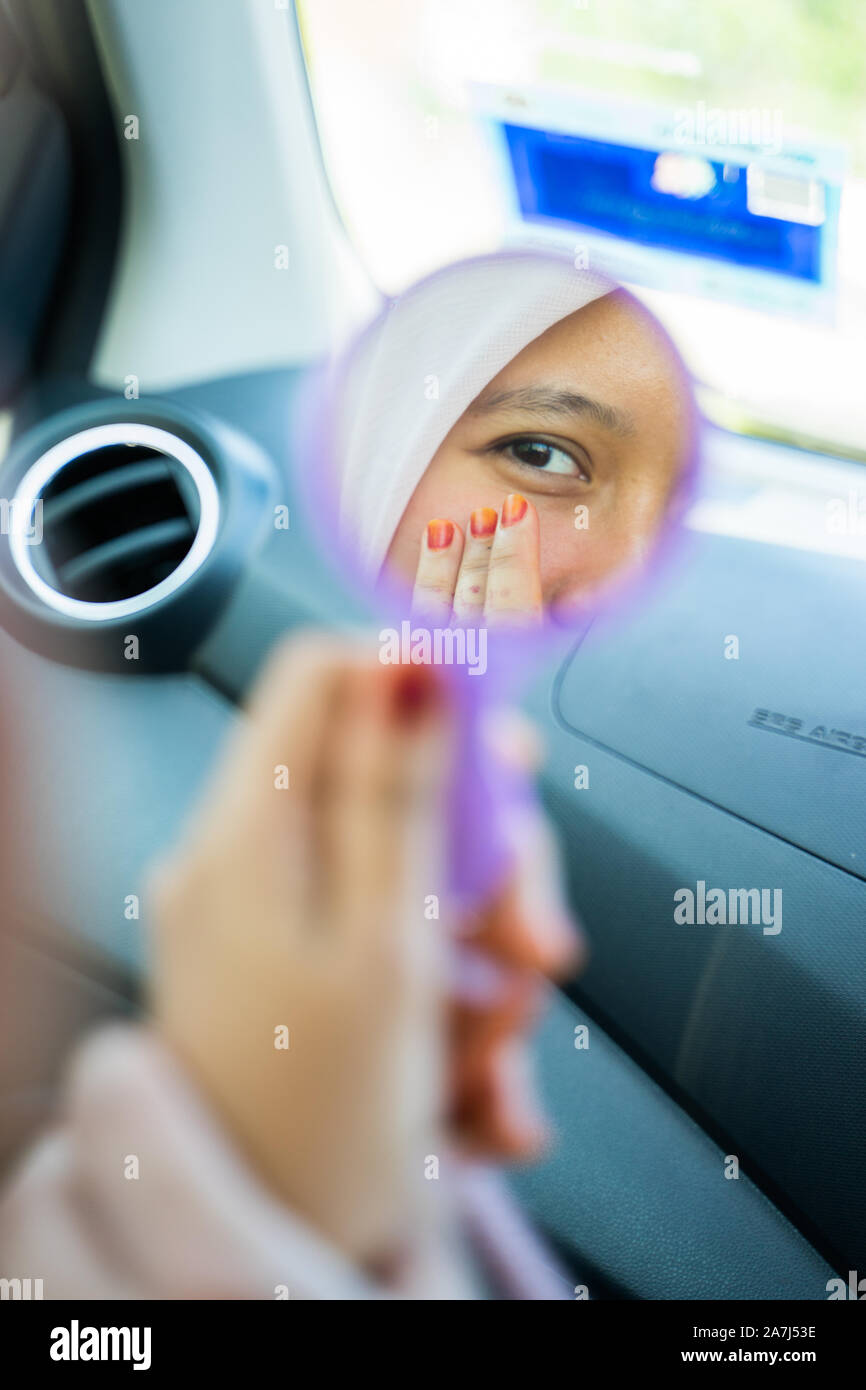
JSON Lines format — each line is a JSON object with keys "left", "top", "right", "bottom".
{"left": 11, "top": 426, "right": 218, "bottom": 614}
{"left": 40, "top": 459, "right": 179, "bottom": 528}
{"left": 58, "top": 518, "right": 195, "bottom": 590}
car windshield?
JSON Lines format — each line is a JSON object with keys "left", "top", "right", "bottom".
{"left": 299, "top": 0, "right": 866, "bottom": 460}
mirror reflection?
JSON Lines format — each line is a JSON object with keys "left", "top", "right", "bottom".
{"left": 330, "top": 252, "right": 697, "bottom": 633}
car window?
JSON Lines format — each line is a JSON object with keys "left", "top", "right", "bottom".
{"left": 298, "top": 0, "right": 866, "bottom": 456}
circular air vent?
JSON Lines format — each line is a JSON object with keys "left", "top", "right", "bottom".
{"left": 9, "top": 423, "right": 220, "bottom": 621}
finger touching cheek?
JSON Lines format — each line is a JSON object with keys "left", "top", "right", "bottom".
{"left": 483, "top": 495, "right": 543, "bottom": 626}
{"left": 452, "top": 506, "right": 498, "bottom": 626}
{"left": 411, "top": 519, "right": 464, "bottom": 622}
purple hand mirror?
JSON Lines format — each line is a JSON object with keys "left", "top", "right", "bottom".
{"left": 295, "top": 249, "right": 700, "bottom": 914}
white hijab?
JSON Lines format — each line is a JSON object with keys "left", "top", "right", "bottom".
{"left": 334, "top": 251, "right": 613, "bottom": 577}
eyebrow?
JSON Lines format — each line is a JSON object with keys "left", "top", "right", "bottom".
{"left": 468, "top": 385, "right": 636, "bottom": 437}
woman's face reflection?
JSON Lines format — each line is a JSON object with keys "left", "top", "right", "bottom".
{"left": 384, "top": 289, "right": 692, "bottom": 622}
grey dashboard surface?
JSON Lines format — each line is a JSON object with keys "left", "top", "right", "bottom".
{"left": 0, "top": 626, "right": 234, "bottom": 980}
{"left": 513, "top": 990, "right": 835, "bottom": 1299}
{"left": 529, "top": 525, "right": 866, "bottom": 1277}
{"left": 556, "top": 528, "right": 866, "bottom": 882}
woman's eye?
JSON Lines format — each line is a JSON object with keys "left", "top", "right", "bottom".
{"left": 503, "top": 438, "right": 588, "bottom": 480}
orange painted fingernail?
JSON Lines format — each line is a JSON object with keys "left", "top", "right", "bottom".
{"left": 426, "top": 519, "right": 454, "bottom": 550}
{"left": 501, "top": 493, "right": 527, "bottom": 527}
{"left": 470, "top": 507, "right": 498, "bottom": 538}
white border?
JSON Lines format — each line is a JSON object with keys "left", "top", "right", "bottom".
{"left": 9, "top": 423, "right": 220, "bottom": 622}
